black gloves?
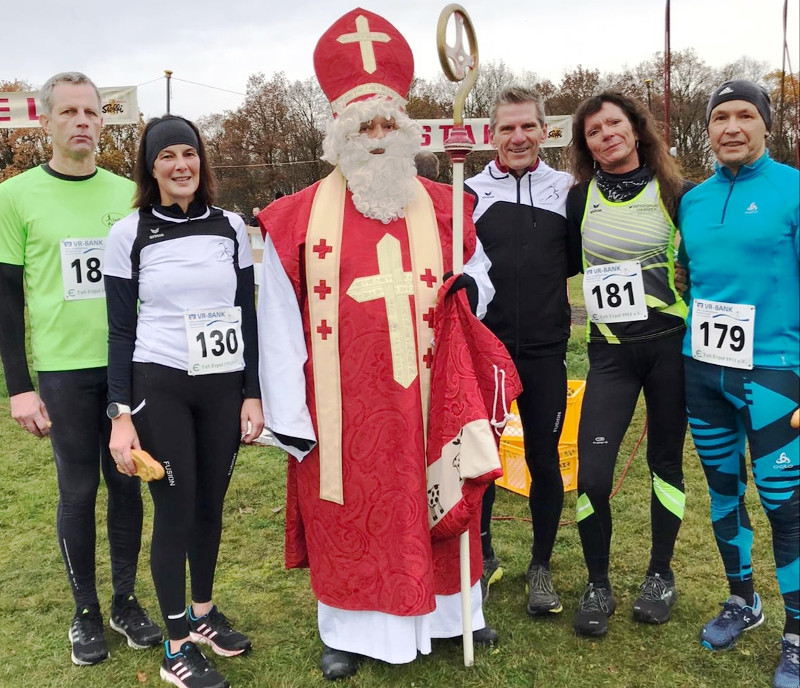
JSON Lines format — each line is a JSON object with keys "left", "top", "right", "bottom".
{"left": 443, "top": 271, "right": 478, "bottom": 315}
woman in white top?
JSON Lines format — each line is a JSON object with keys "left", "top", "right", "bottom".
{"left": 105, "top": 114, "right": 263, "bottom": 688}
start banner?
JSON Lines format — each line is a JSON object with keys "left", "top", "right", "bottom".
{"left": 417, "top": 115, "right": 572, "bottom": 152}
{"left": 0, "top": 86, "right": 139, "bottom": 128}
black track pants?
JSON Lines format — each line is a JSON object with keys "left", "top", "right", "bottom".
{"left": 39, "top": 367, "right": 143, "bottom": 607}
{"left": 576, "top": 332, "right": 686, "bottom": 586}
{"left": 481, "top": 351, "right": 567, "bottom": 567}
{"left": 131, "top": 363, "right": 243, "bottom": 640}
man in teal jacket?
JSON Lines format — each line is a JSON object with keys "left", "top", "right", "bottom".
{"left": 678, "top": 80, "right": 799, "bottom": 688}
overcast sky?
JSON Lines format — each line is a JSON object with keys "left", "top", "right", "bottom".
{"left": 5, "top": 0, "right": 798, "bottom": 121}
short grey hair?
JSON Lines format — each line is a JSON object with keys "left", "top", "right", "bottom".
{"left": 489, "top": 86, "right": 546, "bottom": 132}
{"left": 39, "top": 72, "right": 101, "bottom": 115}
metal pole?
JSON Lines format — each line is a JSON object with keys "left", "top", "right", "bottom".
{"left": 437, "top": 4, "right": 479, "bottom": 668}
{"left": 165, "top": 70, "right": 173, "bottom": 115}
{"left": 663, "top": 1, "right": 671, "bottom": 146}
{"left": 645, "top": 78, "right": 652, "bottom": 112}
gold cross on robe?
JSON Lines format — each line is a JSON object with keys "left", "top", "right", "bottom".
{"left": 336, "top": 15, "right": 390, "bottom": 74}
{"left": 346, "top": 234, "right": 417, "bottom": 388}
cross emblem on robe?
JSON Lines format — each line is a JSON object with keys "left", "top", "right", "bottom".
{"left": 314, "top": 280, "right": 332, "bottom": 300}
{"left": 420, "top": 268, "right": 437, "bottom": 287}
{"left": 313, "top": 239, "right": 333, "bottom": 259}
{"left": 337, "top": 15, "right": 390, "bottom": 74}
{"left": 346, "top": 234, "right": 417, "bottom": 388}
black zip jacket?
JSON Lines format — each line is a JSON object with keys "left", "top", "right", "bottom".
{"left": 466, "top": 158, "right": 581, "bottom": 357}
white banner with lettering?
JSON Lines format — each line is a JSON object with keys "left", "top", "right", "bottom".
{"left": 0, "top": 86, "right": 139, "bottom": 128}
{"left": 417, "top": 115, "right": 572, "bottom": 152}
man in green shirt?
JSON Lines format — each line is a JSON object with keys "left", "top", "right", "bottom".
{"left": 0, "top": 72, "right": 161, "bottom": 666}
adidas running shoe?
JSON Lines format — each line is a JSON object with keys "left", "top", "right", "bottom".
{"left": 160, "top": 641, "right": 229, "bottom": 688}
{"left": 110, "top": 593, "right": 163, "bottom": 649}
{"left": 700, "top": 593, "right": 764, "bottom": 650}
{"left": 69, "top": 605, "right": 109, "bottom": 666}
{"left": 774, "top": 634, "right": 800, "bottom": 688}
{"left": 632, "top": 573, "right": 677, "bottom": 624}
{"left": 188, "top": 605, "right": 251, "bottom": 657}
{"left": 573, "top": 583, "right": 616, "bottom": 637}
{"left": 525, "top": 563, "right": 563, "bottom": 615}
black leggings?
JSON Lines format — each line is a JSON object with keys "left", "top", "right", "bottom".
{"left": 576, "top": 331, "right": 686, "bottom": 586}
{"left": 132, "top": 363, "right": 243, "bottom": 640}
{"left": 38, "top": 368, "right": 143, "bottom": 608}
{"left": 481, "top": 351, "right": 567, "bottom": 567}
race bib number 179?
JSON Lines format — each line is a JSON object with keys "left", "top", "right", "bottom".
{"left": 691, "top": 299, "right": 755, "bottom": 370}
{"left": 60, "top": 238, "right": 106, "bottom": 301}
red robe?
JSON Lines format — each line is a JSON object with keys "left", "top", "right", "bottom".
{"left": 261, "top": 177, "right": 477, "bottom": 616}
{"left": 427, "top": 278, "right": 521, "bottom": 595}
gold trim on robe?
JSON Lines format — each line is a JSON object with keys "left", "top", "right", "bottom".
{"left": 305, "top": 170, "right": 442, "bottom": 503}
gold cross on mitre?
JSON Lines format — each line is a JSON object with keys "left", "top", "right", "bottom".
{"left": 346, "top": 234, "right": 417, "bottom": 388}
{"left": 337, "top": 14, "right": 390, "bottom": 74}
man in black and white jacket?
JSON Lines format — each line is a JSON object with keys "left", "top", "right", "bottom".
{"left": 466, "top": 85, "right": 581, "bottom": 617}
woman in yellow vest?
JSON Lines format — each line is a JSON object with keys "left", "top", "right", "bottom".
{"left": 565, "top": 92, "right": 692, "bottom": 637}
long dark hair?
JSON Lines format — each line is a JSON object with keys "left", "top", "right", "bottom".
{"left": 569, "top": 91, "right": 683, "bottom": 215}
{"left": 133, "top": 115, "right": 217, "bottom": 209}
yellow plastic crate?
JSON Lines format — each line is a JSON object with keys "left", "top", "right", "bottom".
{"left": 560, "top": 379, "right": 586, "bottom": 445}
{"left": 495, "top": 380, "right": 585, "bottom": 496}
{"left": 497, "top": 441, "right": 578, "bottom": 496}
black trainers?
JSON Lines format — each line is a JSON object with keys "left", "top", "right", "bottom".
{"left": 188, "top": 605, "right": 251, "bottom": 657}
{"left": 573, "top": 583, "right": 616, "bottom": 637}
{"left": 525, "top": 564, "right": 563, "bottom": 615}
{"left": 480, "top": 552, "right": 503, "bottom": 601}
{"left": 632, "top": 573, "right": 677, "bottom": 624}
{"left": 160, "top": 641, "right": 229, "bottom": 688}
{"left": 69, "top": 605, "right": 109, "bottom": 666}
{"left": 110, "top": 594, "right": 163, "bottom": 649}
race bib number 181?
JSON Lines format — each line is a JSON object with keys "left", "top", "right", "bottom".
{"left": 583, "top": 260, "right": 648, "bottom": 323}
{"left": 60, "top": 238, "right": 106, "bottom": 301}
{"left": 691, "top": 299, "right": 755, "bottom": 370}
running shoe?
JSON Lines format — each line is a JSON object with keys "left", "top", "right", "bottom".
{"left": 69, "top": 605, "right": 109, "bottom": 666}
{"left": 188, "top": 605, "right": 251, "bottom": 657}
{"left": 525, "top": 564, "right": 563, "bottom": 615}
{"left": 700, "top": 593, "right": 764, "bottom": 650}
{"left": 160, "top": 641, "right": 229, "bottom": 688}
{"left": 110, "top": 593, "right": 163, "bottom": 649}
{"left": 632, "top": 573, "right": 677, "bottom": 624}
{"left": 774, "top": 634, "right": 800, "bottom": 688}
{"left": 481, "top": 551, "right": 503, "bottom": 601}
{"left": 573, "top": 583, "right": 616, "bottom": 637}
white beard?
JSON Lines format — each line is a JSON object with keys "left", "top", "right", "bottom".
{"left": 337, "top": 130, "right": 420, "bottom": 224}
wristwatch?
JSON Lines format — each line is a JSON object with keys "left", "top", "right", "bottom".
{"left": 106, "top": 402, "right": 132, "bottom": 419}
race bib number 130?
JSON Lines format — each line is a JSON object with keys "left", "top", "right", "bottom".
{"left": 60, "top": 238, "right": 106, "bottom": 301}
{"left": 691, "top": 299, "right": 755, "bottom": 370}
{"left": 185, "top": 306, "right": 244, "bottom": 375}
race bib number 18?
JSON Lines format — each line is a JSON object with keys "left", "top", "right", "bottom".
{"left": 185, "top": 306, "right": 244, "bottom": 376}
{"left": 583, "top": 260, "right": 648, "bottom": 323}
{"left": 691, "top": 299, "right": 755, "bottom": 370}
{"left": 60, "top": 238, "right": 106, "bottom": 301}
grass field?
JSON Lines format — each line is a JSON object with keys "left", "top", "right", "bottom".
{"left": 0, "top": 313, "right": 787, "bottom": 688}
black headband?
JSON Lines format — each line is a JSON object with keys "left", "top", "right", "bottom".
{"left": 145, "top": 118, "right": 200, "bottom": 171}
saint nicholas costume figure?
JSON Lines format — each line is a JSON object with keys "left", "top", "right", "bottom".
{"left": 256, "top": 8, "right": 512, "bottom": 680}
